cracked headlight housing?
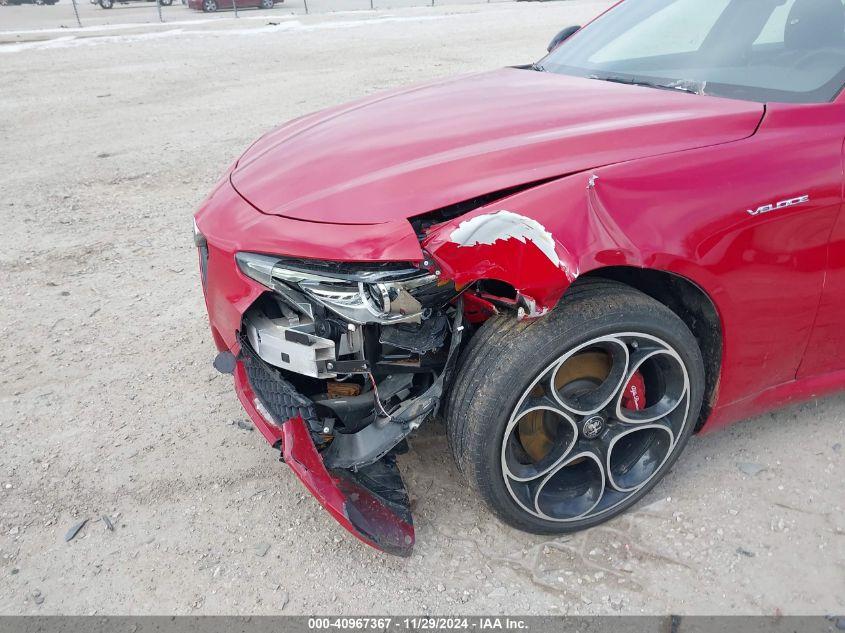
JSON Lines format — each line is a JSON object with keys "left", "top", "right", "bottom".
{"left": 235, "top": 252, "right": 439, "bottom": 325}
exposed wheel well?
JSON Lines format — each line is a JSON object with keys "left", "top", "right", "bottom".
{"left": 579, "top": 267, "right": 722, "bottom": 430}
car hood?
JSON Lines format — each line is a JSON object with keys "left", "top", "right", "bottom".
{"left": 231, "top": 68, "right": 764, "bottom": 225}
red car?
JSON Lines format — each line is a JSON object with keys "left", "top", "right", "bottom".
{"left": 194, "top": 0, "right": 845, "bottom": 556}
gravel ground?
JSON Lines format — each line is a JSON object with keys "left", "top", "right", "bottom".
{"left": 0, "top": 0, "right": 512, "bottom": 35}
{"left": 0, "top": 0, "right": 843, "bottom": 616}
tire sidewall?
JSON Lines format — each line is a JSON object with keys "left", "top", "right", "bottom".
{"left": 467, "top": 299, "right": 704, "bottom": 534}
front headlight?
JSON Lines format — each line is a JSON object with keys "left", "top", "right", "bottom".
{"left": 235, "top": 252, "right": 438, "bottom": 325}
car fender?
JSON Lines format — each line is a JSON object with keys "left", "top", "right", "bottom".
{"left": 425, "top": 116, "right": 842, "bottom": 414}
{"left": 421, "top": 170, "right": 677, "bottom": 317}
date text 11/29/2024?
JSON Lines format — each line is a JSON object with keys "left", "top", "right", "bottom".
{"left": 307, "top": 618, "right": 529, "bottom": 630}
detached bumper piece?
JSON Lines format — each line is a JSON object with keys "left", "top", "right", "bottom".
{"left": 331, "top": 456, "right": 414, "bottom": 557}
{"left": 235, "top": 336, "right": 415, "bottom": 556}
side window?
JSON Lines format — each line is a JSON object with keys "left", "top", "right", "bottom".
{"left": 589, "top": 0, "right": 731, "bottom": 63}
{"left": 754, "top": 0, "right": 798, "bottom": 45}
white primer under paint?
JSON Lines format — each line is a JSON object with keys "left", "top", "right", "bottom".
{"left": 449, "top": 210, "right": 562, "bottom": 268}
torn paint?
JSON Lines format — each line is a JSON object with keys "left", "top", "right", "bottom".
{"left": 449, "top": 210, "right": 564, "bottom": 269}
{"left": 423, "top": 209, "right": 577, "bottom": 318}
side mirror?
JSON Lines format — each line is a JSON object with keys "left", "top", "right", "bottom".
{"left": 548, "top": 25, "right": 581, "bottom": 52}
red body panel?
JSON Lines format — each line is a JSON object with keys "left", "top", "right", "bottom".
{"left": 233, "top": 363, "right": 414, "bottom": 555}
{"left": 196, "top": 65, "right": 845, "bottom": 551}
{"left": 231, "top": 69, "right": 764, "bottom": 225}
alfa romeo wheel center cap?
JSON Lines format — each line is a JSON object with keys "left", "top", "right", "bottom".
{"left": 582, "top": 415, "right": 605, "bottom": 440}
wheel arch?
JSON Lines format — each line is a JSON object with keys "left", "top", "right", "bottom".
{"left": 456, "top": 265, "right": 723, "bottom": 431}
{"left": 576, "top": 266, "right": 722, "bottom": 431}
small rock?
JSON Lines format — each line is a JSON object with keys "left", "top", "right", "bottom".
{"left": 64, "top": 519, "right": 88, "bottom": 542}
{"left": 737, "top": 462, "right": 767, "bottom": 477}
{"left": 102, "top": 515, "right": 114, "bottom": 532}
{"left": 32, "top": 590, "right": 44, "bottom": 605}
{"left": 642, "top": 497, "right": 671, "bottom": 513}
{"left": 11, "top": 568, "right": 19, "bottom": 575}
{"left": 253, "top": 542, "right": 271, "bottom": 557}
{"left": 736, "top": 547, "right": 755, "bottom": 558}
{"left": 436, "top": 584, "right": 445, "bottom": 592}
{"left": 235, "top": 420, "right": 253, "bottom": 431}
{"left": 833, "top": 443, "right": 842, "bottom": 453}
{"left": 279, "top": 591, "right": 289, "bottom": 610}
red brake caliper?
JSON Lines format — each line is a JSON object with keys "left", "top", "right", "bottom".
{"left": 621, "top": 371, "right": 646, "bottom": 411}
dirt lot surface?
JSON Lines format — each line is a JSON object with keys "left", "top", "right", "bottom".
{"left": 0, "top": 0, "right": 511, "bottom": 36}
{"left": 1, "top": 0, "right": 843, "bottom": 617}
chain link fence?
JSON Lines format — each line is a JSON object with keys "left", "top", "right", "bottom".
{"left": 1, "top": 0, "right": 520, "bottom": 34}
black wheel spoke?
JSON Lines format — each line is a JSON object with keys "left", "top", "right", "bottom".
{"left": 603, "top": 419, "right": 674, "bottom": 492}
{"left": 550, "top": 335, "right": 630, "bottom": 416}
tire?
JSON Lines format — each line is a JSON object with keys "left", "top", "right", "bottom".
{"left": 160, "top": 0, "right": 172, "bottom": 6}
{"left": 259, "top": 0, "right": 273, "bottom": 8}
{"left": 99, "top": 0, "right": 113, "bottom": 8}
{"left": 202, "top": 0, "right": 216, "bottom": 11}
{"left": 445, "top": 279, "right": 705, "bottom": 534}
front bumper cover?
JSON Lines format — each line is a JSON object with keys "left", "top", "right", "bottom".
{"left": 234, "top": 338, "right": 415, "bottom": 557}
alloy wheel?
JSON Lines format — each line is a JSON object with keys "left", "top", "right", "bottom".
{"left": 500, "top": 332, "right": 690, "bottom": 522}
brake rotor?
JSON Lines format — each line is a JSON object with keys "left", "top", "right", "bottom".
{"left": 518, "top": 351, "right": 611, "bottom": 462}
{"left": 517, "top": 351, "right": 647, "bottom": 462}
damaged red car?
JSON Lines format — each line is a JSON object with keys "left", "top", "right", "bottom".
{"left": 194, "top": 0, "right": 845, "bottom": 556}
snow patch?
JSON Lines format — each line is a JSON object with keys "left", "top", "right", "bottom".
{"left": 0, "top": 14, "right": 455, "bottom": 53}
{"left": 0, "top": 13, "right": 284, "bottom": 37}
{"left": 449, "top": 210, "right": 562, "bottom": 268}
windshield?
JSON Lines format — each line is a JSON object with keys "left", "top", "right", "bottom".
{"left": 540, "top": 0, "right": 845, "bottom": 103}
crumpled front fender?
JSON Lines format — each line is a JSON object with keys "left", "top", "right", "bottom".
{"left": 421, "top": 171, "right": 649, "bottom": 317}
{"left": 422, "top": 209, "right": 578, "bottom": 317}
